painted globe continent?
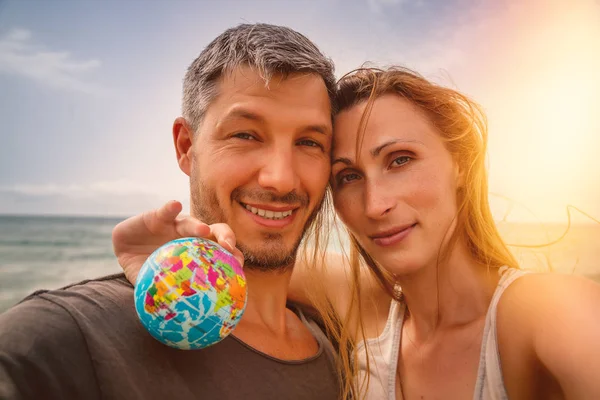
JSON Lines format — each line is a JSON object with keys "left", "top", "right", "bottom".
{"left": 134, "top": 237, "right": 247, "bottom": 350}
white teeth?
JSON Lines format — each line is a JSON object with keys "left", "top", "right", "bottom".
{"left": 244, "top": 204, "right": 293, "bottom": 220}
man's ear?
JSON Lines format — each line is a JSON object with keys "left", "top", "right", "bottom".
{"left": 173, "top": 117, "right": 194, "bottom": 176}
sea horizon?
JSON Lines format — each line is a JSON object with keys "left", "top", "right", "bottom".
{"left": 3, "top": 212, "right": 598, "bottom": 225}
{"left": 1, "top": 214, "right": 599, "bottom": 313}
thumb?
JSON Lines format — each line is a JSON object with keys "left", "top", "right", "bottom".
{"left": 229, "top": 246, "right": 244, "bottom": 270}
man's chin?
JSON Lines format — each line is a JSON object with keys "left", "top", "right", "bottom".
{"left": 232, "top": 209, "right": 315, "bottom": 271}
{"left": 237, "top": 241, "right": 299, "bottom": 272}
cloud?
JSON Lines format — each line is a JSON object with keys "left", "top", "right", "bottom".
{"left": 0, "top": 180, "right": 190, "bottom": 217}
{"left": 0, "top": 180, "right": 161, "bottom": 198}
{"left": 0, "top": 28, "right": 106, "bottom": 94}
{"left": 366, "top": 0, "right": 406, "bottom": 13}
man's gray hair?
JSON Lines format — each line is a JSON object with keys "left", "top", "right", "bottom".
{"left": 182, "top": 23, "right": 336, "bottom": 133}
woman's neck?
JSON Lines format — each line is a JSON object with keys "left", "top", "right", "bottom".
{"left": 395, "top": 237, "right": 499, "bottom": 341}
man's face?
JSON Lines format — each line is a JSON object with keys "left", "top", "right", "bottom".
{"left": 175, "top": 66, "right": 332, "bottom": 270}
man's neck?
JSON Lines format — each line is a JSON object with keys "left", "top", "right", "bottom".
{"left": 230, "top": 264, "right": 320, "bottom": 360}
{"left": 237, "top": 266, "right": 295, "bottom": 334}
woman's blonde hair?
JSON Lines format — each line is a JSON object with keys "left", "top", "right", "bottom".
{"left": 302, "top": 67, "right": 521, "bottom": 399}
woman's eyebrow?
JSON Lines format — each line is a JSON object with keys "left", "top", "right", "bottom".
{"left": 332, "top": 157, "right": 353, "bottom": 167}
{"left": 371, "top": 139, "right": 424, "bottom": 157}
{"left": 332, "top": 139, "right": 425, "bottom": 167}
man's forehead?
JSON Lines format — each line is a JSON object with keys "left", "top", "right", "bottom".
{"left": 220, "top": 65, "right": 269, "bottom": 94}
{"left": 219, "top": 65, "right": 330, "bottom": 102}
{"left": 208, "top": 66, "right": 333, "bottom": 130}
{"left": 218, "top": 105, "right": 332, "bottom": 136}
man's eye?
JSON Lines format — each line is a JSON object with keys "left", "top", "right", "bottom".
{"left": 233, "top": 132, "right": 256, "bottom": 140}
{"left": 298, "top": 139, "right": 324, "bottom": 150}
{"left": 391, "top": 156, "right": 411, "bottom": 167}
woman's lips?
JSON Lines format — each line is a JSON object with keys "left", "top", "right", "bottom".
{"left": 370, "top": 223, "right": 416, "bottom": 247}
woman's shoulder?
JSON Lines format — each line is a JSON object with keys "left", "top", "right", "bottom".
{"left": 495, "top": 272, "right": 599, "bottom": 367}
{"left": 495, "top": 271, "right": 600, "bottom": 396}
{"left": 494, "top": 271, "right": 599, "bottom": 355}
{"left": 496, "top": 271, "right": 600, "bottom": 329}
{"left": 498, "top": 271, "right": 599, "bottom": 313}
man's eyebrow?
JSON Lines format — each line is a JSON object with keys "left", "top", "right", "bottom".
{"left": 301, "top": 124, "right": 331, "bottom": 136}
{"left": 220, "top": 108, "right": 265, "bottom": 124}
{"left": 220, "top": 109, "right": 330, "bottom": 135}
{"left": 371, "top": 139, "right": 423, "bottom": 157}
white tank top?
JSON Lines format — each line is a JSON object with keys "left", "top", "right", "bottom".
{"left": 355, "top": 267, "right": 527, "bottom": 399}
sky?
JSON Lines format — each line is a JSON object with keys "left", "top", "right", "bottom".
{"left": 0, "top": 0, "right": 599, "bottom": 223}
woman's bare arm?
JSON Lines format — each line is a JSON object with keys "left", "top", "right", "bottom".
{"left": 498, "top": 273, "right": 600, "bottom": 398}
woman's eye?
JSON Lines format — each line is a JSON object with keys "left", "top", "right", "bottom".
{"left": 337, "top": 172, "right": 361, "bottom": 185}
{"left": 298, "top": 139, "right": 324, "bottom": 150}
{"left": 391, "top": 155, "right": 411, "bottom": 167}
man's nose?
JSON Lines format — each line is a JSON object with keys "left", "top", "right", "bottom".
{"left": 257, "top": 145, "right": 298, "bottom": 195}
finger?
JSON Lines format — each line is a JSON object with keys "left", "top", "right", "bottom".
{"left": 208, "top": 223, "right": 237, "bottom": 253}
{"left": 174, "top": 216, "right": 210, "bottom": 238}
{"left": 142, "top": 200, "right": 183, "bottom": 234}
{"left": 229, "top": 246, "right": 245, "bottom": 269}
{"left": 208, "top": 226, "right": 243, "bottom": 268}
{"left": 155, "top": 200, "right": 183, "bottom": 224}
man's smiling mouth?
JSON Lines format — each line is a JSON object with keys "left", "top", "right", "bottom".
{"left": 239, "top": 202, "right": 295, "bottom": 220}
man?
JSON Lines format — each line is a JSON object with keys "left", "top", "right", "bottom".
{"left": 0, "top": 23, "right": 339, "bottom": 399}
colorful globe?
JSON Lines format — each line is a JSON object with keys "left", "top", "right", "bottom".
{"left": 134, "top": 237, "right": 247, "bottom": 350}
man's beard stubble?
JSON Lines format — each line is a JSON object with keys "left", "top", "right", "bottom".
{"left": 190, "top": 175, "right": 323, "bottom": 272}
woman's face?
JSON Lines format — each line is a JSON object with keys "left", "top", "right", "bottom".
{"left": 331, "top": 94, "right": 462, "bottom": 275}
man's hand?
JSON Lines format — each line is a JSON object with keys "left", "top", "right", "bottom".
{"left": 112, "top": 200, "right": 243, "bottom": 286}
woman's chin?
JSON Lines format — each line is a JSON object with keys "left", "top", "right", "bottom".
{"left": 372, "top": 251, "right": 425, "bottom": 279}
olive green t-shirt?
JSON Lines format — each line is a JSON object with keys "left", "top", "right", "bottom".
{"left": 0, "top": 274, "right": 340, "bottom": 399}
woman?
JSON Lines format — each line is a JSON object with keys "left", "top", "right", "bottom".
{"left": 113, "top": 67, "right": 600, "bottom": 399}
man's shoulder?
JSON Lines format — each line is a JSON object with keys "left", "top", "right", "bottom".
{"left": 33, "top": 272, "right": 131, "bottom": 312}
{"left": 1, "top": 273, "right": 136, "bottom": 338}
{"left": 0, "top": 274, "right": 135, "bottom": 399}
{"left": 27, "top": 272, "right": 133, "bottom": 304}
{"left": 0, "top": 272, "right": 141, "bottom": 368}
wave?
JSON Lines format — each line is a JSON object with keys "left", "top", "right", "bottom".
{"left": 0, "top": 239, "right": 81, "bottom": 247}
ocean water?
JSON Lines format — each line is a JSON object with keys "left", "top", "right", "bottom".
{"left": 0, "top": 215, "right": 125, "bottom": 312}
{"left": 0, "top": 215, "right": 599, "bottom": 313}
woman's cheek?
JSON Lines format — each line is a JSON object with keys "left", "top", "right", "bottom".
{"left": 333, "top": 191, "right": 361, "bottom": 228}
